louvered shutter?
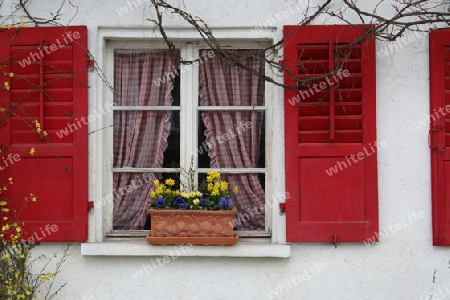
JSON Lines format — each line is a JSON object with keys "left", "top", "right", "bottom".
{"left": 284, "top": 25, "right": 378, "bottom": 242}
{"left": 430, "top": 28, "right": 450, "bottom": 246}
{"left": 0, "top": 26, "right": 88, "bottom": 242}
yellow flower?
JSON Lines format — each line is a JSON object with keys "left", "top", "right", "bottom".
{"left": 206, "top": 171, "right": 221, "bottom": 183}
{"left": 0, "top": 24, "right": 11, "bottom": 29}
{"left": 29, "top": 147, "right": 35, "bottom": 155}
{"left": 42, "top": 130, "right": 48, "bottom": 137}
{"left": 19, "top": 20, "right": 25, "bottom": 27}
{"left": 233, "top": 186, "right": 239, "bottom": 193}
{"left": 8, "top": 72, "right": 14, "bottom": 77}
{"left": 220, "top": 181, "right": 228, "bottom": 190}
{"left": 211, "top": 188, "right": 219, "bottom": 196}
{"left": 165, "top": 178, "right": 175, "bottom": 186}
{"left": 3, "top": 82, "right": 10, "bottom": 90}
{"left": 0, "top": 107, "right": 4, "bottom": 112}
{"left": 153, "top": 179, "right": 159, "bottom": 186}
{"left": 155, "top": 186, "right": 164, "bottom": 194}
{"left": 193, "top": 198, "right": 200, "bottom": 205}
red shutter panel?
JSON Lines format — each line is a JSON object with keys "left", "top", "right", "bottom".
{"left": 284, "top": 25, "right": 378, "bottom": 242}
{"left": 0, "top": 26, "right": 88, "bottom": 242}
{"left": 430, "top": 29, "right": 450, "bottom": 246}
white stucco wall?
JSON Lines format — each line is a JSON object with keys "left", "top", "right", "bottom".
{"left": 3, "top": 0, "right": 449, "bottom": 299}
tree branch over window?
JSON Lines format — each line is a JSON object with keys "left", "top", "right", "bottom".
{"left": 147, "top": 0, "right": 450, "bottom": 89}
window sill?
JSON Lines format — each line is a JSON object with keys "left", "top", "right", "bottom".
{"left": 81, "top": 240, "right": 290, "bottom": 258}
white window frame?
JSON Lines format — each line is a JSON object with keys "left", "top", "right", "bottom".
{"left": 82, "top": 27, "right": 289, "bottom": 258}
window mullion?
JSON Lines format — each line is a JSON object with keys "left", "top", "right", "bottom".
{"left": 191, "top": 45, "right": 200, "bottom": 183}
{"left": 179, "top": 43, "right": 197, "bottom": 182}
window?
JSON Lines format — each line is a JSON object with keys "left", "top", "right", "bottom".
{"left": 0, "top": 26, "right": 88, "bottom": 242}
{"left": 108, "top": 42, "right": 269, "bottom": 234}
{"left": 283, "top": 25, "right": 378, "bottom": 242}
{"left": 429, "top": 28, "right": 450, "bottom": 246}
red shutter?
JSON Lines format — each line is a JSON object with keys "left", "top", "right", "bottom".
{"left": 0, "top": 26, "right": 88, "bottom": 242}
{"left": 284, "top": 25, "right": 378, "bottom": 242}
{"left": 430, "top": 29, "right": 450, "bottom": 246}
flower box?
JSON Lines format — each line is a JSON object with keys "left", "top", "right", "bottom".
{"left": 147, "top": 208, "right": 238, "bottom": 246}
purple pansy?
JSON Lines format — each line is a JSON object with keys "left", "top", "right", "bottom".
{"left": 155, "top": 197, "right": 166, "bottom": 207}
{"left": 219, "top": 197, "right": 232, "bottom": 208}
{"left": 173, "top": 196, "right": 183, "bottom": 207}
{"left": 179, "top": 202, "right": 189, "bottom": 210}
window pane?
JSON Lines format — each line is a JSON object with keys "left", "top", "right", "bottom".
{"left": 113, "top": 172, "right": 154, "bottom": 230}
{"left": 198, "top": 49, "right": 265, "bottom": 106}
{"left": 197, "top": 111, "right": 265, "bottom": 168}
{"left": 113, "top": 110, "right": 180, "bottom": 168}
{"left": 198, "top": 172, "right": 265, "bottom": 230}
{"left": 114, "top": 49, "right": 179, "bottom": 106}
{"left": 113, "top": 172, "right": 179, "bottom": 230}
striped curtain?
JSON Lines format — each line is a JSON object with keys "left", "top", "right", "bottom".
{"left": 113, "top": 50, "right": 176, "bottom": 229}
{"left": 199, "top": 50, "right": 266, "bottom": 230}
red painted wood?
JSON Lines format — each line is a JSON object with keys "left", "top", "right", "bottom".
{"left": 0, "top": 26, "right": 88, "bottom": 242}
{"left": 328, "top": 38, "right": 335, "bottom": 141}
{"left": 284, "top": 25, "right": 378, "bottom": 242}
{"left": 430, "top": 28, "right": 450, "bottom": 246}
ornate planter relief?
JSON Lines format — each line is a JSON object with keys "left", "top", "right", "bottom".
{"left": 147, "top": 208, "right": 238, "bottom": 245}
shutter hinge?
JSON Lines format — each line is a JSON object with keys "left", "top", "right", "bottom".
{"left": 428, "top": 124, "right": 444, "bottom": 150}
{"left": 279, "top": 202, "right": 286, "bottom": 214}
{"left": 87, "top": 201, "right": 95, "bottom": 212}
{"left": 278, "top": 59, "right": 287, "bottom": 72}
{"left": 87, "top": 59, "right": 95, "bottom": 71}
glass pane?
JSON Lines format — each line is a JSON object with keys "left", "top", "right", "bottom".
{"left": 198, "top": 49, "right": 265, "bottom": 106}
{"left": 198, "top": 172, "right": 266, "bottom": 230}
{"left": 114, "top": 49, "right": 180, "bottom": 106}
{"left": 197, "top": 111, "right": 265, "bottom": 168}
{"left": 171, "top": 69, "right": 180, "bottom": 106}
{"left": 113, "top": 110, "right": 180, "bottom": 168}
{"left": 163, "top": 110, "right": 180, "bottom": 168}
{"left": 113, "top": 172, "right": 179, "bottom": 230}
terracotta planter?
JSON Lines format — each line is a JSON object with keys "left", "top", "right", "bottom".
{"left": 147, "top": 208, "right": 238, "bottom": 246}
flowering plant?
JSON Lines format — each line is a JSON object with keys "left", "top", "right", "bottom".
{"left": 150, "top": 171, "right": 237, "bottom": 210}
{"left": 0, "top": 177, "right": 70, "bottom": 300}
